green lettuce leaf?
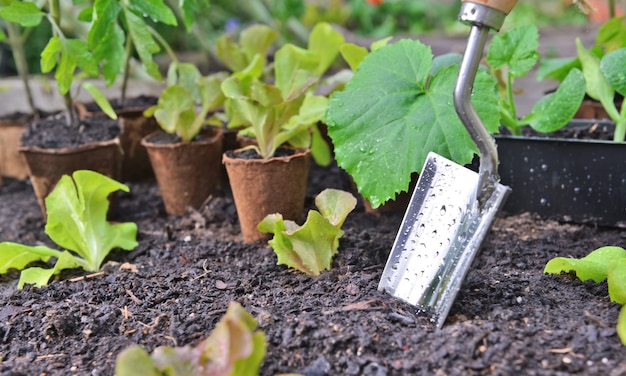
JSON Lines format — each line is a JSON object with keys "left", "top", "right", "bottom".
{"left": 0, "top": 170, "right": 137, "bottom": 288}
{"left": 217, "top": 24, "right": 278, "bottom": 74}
{"left": 44, "top": 170, "right": 138, "bottom": 272}
{"left": 608, "top": 258, "right": 626, "bottom": 305}
{"left": 258, "top": 189, "right": 356, "bottom": 275}
{"left": 544, "top": 246, "right": 626, "bottom": 283}
{"left": 18, "top": 250, "right": 83, "bottom": 289}
{"left": 116, "top": 302, "right": 266, "bottom": 376}
{"left": 619, "top": 306, "right": 626, "bottom": 346}
{"left": 0, "top": 243, "right": 61, "bottom": 273}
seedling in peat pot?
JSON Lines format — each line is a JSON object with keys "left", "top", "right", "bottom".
{"left": 485, "top": 24, "right": 586, "bottom": 135}
{"left": 221, "top": 22, "right": 344, "bottom": 164}
{"left": 144, "top": 62, "right": 226, "bottom": 142}
{"left": 115, "top": 302, "right": 266, "bottom": 376}
{"left": 0, "top": 170, "right": 138, "bottom": 288}
{"left": 258, "top": 188, "right": 357, "bottom": 276}
{"left": 545, "top": 246, "right": 626, "bottom": 345}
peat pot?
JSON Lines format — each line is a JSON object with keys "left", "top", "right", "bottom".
{"left": 76, "top": 96, "right": 159, "bottom": 181}
{"left": 223, "top": 148, "right": 311, "bottom": 243}
{"left": 495, "top": 121, "right": 626, "bottom": 228}
{"left": 19, "top": 116, "right": 123, "bottom": 217}
{"left": 0, "top": 115, "right": 30, "bottom": 182}
{"left": 142, "top": 128, "right": 223, "bottom": 216}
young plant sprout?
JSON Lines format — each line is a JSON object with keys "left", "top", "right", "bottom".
{"left": 221, "top": 22, "right": 344, "bottom": 164}
{"left": 116, "top": 302, "right": 266, "bottom": 376}
{"left": 258, "top": 188, "right": 356, "bottom": 276}
{"left": 485, "top": 24, "right": 586, "bottom": 135}
{"left": 0, "top": 170, "right": 138, "bottom": 288}
{"left": 545, "top": 246, "right": 626, "bottom": 345}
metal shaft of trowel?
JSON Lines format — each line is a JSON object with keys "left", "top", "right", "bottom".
{"left": 453, "top": 1, "right": 516, "bottom": 208}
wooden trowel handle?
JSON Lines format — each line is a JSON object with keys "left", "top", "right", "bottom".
{"left": 461, "top": 0, "right": 518, "bottom": 14}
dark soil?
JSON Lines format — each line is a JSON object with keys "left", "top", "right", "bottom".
{"left": 80, "top": 95, "right": 158, "bottom": 113}
{"left": 20, "top": 114, "right": 120, "bottom": 149}
{"left": 144, "top": 128, "right": 221, "bottom": 145}
{"left": 226, "top": 147, "right": 300, "bottom": 160}
{"left": 499, "top": 121, "right": 618, "bottom": 141}
{"left": 1, "top": 160, "right": 625, "bottom": 375}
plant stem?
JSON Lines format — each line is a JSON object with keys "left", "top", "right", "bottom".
{"left": 6, "top": 22, "right": 38, "bottom": 120}
{"left": 614, "top": 119, "right": 626, "bottom": 142}
{"left": 500, "top": 109, "right": 521, "bottom": 135}
{"left": 506, "top": 73, "right": 517, "bottom": 123}
{"left": 120, "top": 36, "right": 133, "bottom": 107}
{"left": 609, "top": 0, "right": 616, "bottom": 18}
{"left": 50, "top": 0, "right": 77, "bottom": 127}
{"left": 147, "top": 25, "right": 179, "bottom": 64}
{"left": 614, "top": 102, "right": 626, "bottom": 142}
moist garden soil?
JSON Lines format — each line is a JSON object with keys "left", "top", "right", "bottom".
{"left": 20, "top": 115, "right": 120, "bottom": 149}
{"left": 1, "top": 158, "right": 626, "bottom": 376}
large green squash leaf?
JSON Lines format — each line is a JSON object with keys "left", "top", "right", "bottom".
{"left": 326, "top": 39, "right": 499, "bottom": 208}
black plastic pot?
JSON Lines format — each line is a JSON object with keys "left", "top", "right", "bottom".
{"left": 494, "top": 121, "right": 626, "bottom": 228}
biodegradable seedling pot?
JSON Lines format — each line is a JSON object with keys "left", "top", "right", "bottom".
{"left": 142, "top": 128, "right": 223, "bottom": 216}
{"left": 19, "top": 115, "right": 123, "bottom": 216}
{"left": 76, "top": 96, "right": 160, "bottom": 181}
{"left": 0, "top": 115, "right": 31, "bottom": 181}
{"left": 19, "top": 133, "right": 122, "bottom": 217}
{"left": 223, "top": 148, "right": 311, "bottom": 243}
{"left": 495, "top": 121, "right": 626, "bottom": 228}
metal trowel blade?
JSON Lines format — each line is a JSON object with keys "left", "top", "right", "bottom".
{"left": 378, "top": 152, "right": 510, "bottom": 328}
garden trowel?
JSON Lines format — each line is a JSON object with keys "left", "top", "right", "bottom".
{"left": 378, "top": 0, "right": 517, "bottom": 328}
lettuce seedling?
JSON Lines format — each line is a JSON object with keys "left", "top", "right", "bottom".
{"left": 339, "top": 37, "right": 392, "bottom": 72}
{"left": 485, "top": 24, "right": 586, "bottom": 135}
{"left": 258, "top": 189, "right": 356, "bottom": 276}
{"left": 144, "top": 64, "right": 226, "bottom": 142}
{"left": 115, "top": 302, "right": 266, "bottom": 376}
{"left": 221, "top": 22, "right": 344, "bottom": 164}
{"left": 545, "top": 246, "right": 626, "bottom": 345}
{"left": 0, "top": 170, "right": 138, "bottom": 289}
{"left": 216, "top": 23, "right": 278, "bottom": 85}
{"left": 326, "top": 38, "right": 500, "bottom": 208}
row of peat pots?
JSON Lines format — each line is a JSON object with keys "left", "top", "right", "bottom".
{"left": 141, "top": 127, "right": 311, "bottom": 243}
{"left": 0, "top": 98, "right": 159, "bottom": 217}
{"left": 1, "top": 112, "right": 624, "bottom": 239}
{"left": 0, "top": 100, "right": 310, "bottom": 243}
